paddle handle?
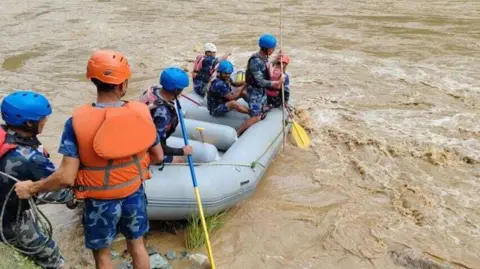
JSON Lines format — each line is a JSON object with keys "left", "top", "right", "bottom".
{"left": 175, "top": 99, "right": 216, "bottom": 269}
{"left": 196, "top": 127, "right": 205, "bottom": 143}
{"left": 280, "top": 0, "right": 287, "bottom": 151}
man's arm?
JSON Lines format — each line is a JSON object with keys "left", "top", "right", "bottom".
{"left": 224, "top": 85, "right": 246, "bottom": 101}
{"left": 31, "top": 156, "right": 79, "bottom": 193}
{"left": 148, "top": 134, "right": 164, "bottom": 164}
{"left": 231, "top": 80, "right": 245, "bottom": 87}
{"left": 152, "top": 106, "right": 184, "bottom": 156}
{"left": 15, "top": 156, "right": 79, "bottom": 199}
{"left": 15, "top": 117, "right": 81, "bottom": 199}
{"left": 249, "top": 58, "right": 273, "bottom": 88}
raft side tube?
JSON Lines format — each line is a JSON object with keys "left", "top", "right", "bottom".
{"left": 166, "top": 136, "right": 219, "bottom": 163}
{"left": 170, "top": 118, "right": 238, "bottom": 151}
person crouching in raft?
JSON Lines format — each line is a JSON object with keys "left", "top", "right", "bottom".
{"left": 140, "top": 67, "right": 193, "bottom": 164}
{"left": 0, "top": 90, "right": 74, "bottom": 269}
{"left": 191, "top": 43, "right": 231, "bottom": 97}
{"left": 207, "top": 60, "right": 249, "bottom": 117}
{"left": 266, "top": 53, "right": 291, "bottom": 108}
{"left": 236, "top": 34, "right": 285, "bottom": 136}
{"left": 15, "top": 49, "right": 164, "bottom": 269}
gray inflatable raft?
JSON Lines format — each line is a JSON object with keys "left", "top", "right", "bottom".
{"left": 145, "top": 85, "right": 291, "bottom": 220}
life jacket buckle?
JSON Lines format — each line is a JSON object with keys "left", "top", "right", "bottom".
{"left": 74, "top": 185, "right": 87, "bottom": 192}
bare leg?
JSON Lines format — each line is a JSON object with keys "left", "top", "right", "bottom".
{"left": 241, "top": 91, "right": 249, "bottom": 102}
{"left": 172, "top": 156, "right": 185, "bottom": 163}
{"left": 92, "top": 248, "right": 114, "bottom": 269}
{"left": 237, "top": 115, "right": 261, "bottom": 136}
{"left": 127, "top": 237, "right": 150, "bottom": 269}
{"left": 226, "top": 101, "right": 249, "bottom": 114}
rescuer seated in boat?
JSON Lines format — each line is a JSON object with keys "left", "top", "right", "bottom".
{"left": 237, "top": 34, "right": 284, "bottom": 136}
{"left": 207, "top": 60, "right": 249, "bottom": 117}
{"left": 140, "top": 67, "right": 193, "bottom": 163}
{"left": 191, "top": 42, "right": 230, "bottom": 97}
{"left": 266, "top": 53, "right": 291, "bottom": 108}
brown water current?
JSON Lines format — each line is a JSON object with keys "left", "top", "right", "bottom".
{"left": 1, "top": 0, "right": 480, "bottom": 268}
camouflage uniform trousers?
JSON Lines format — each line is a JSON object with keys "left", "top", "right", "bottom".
{"left": 193, "top": 78, "right": 208, "bottom": 97}
{"left": 209, "top": 103, "right": 230, "bottom": 117}
{"left": 82, "top": 185, "right": 149, "bottom": 250}
{"left": 246, "top": 86, "right": 267, "bottom": 117}
{"left": 1, "top": 189, "right": 73, "bottom": 269}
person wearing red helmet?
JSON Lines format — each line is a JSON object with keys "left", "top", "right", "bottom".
{"left": 266, "top": 53, "right": 291, "bottom": 108}
{"left": 15, "top": 50, "right": 164, "bottom": 269}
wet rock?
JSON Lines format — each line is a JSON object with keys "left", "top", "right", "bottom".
{"left": 111, "top": 250, "right": 120, "bottom": 260}
{"left": 115, "top": 261, "right": 132, "bottom": 269}
{"left": 79, "top": 256, "right": 94, "bottom": 266}
{"left": 149, "top": 253, "right": 170, "bottom": 269}
{"left": 188, "top": 253, "right": 208, "bottom": 265}
{"left": 180, "top": 250, "right": 188, "bottom": 259}
{"left": 121, "top": 249, "right": 131, "bottom": 260}
{"left": 114, "top": 234, "right": 126, "bottom": 243}
{"left": 165, "top": 251, "right": 176, "bottom": 260}
{"left": 146, "top": 246, "right": 158, "bottom": 256}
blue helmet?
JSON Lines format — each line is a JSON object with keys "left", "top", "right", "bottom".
{"left": 160, "top": 67, "right": 190, "bottom": 93}
{"left": 217, "top": 60, "right": 234, "bottom": 74}
{"left": 1, "top": 90, "right": 52, "bottom": 126}
{"left": 259, "top": 34, "right": 277, "bottom": 49}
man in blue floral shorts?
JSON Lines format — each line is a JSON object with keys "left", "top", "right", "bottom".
{"left": 15, "top": 50, "right": 164, "bottom": 269}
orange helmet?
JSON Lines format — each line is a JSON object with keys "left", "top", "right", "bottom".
{"left": 279, "top": 54, "right": 290, "bottom": 64}
{"left": 86, "top": 50, "right": 131, "bottom": 85}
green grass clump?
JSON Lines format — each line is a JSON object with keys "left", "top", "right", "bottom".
{"left": 0, "top": 244, "right": 41, "bottom": 269}
{"left": 185, "top": 211, "right": 227, "bottom": 250}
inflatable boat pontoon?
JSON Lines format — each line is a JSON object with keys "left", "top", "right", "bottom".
{"left": 145, "top": 73, "right": 291, "bottom": 220}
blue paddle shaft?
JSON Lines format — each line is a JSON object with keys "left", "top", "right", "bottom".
{"left": 175, "top": 99, "right": 199, "bottom": 188}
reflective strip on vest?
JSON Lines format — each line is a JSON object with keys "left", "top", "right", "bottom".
{"left": 76, "top": 152, "right": 148, "bottom": 191}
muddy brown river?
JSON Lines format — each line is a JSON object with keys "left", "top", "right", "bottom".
{"left": 1, "top": 0, "right": 480, "bottom": 268}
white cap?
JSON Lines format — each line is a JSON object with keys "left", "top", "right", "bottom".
{"left": 204, "top": 43, "right": 217, "bottom": 52}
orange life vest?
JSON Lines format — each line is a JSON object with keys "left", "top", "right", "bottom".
{"left": 72, "top": 101, "right": 157, "bottom": 200}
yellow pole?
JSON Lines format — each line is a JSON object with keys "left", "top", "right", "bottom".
{"left": 194, "top": 188, "right": 215, "bottom": 268}
{"left": 176, "top": 99, "right": 216, "bottom": 269}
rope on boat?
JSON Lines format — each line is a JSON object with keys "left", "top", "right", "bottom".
{"left": 162, "top": 127, "right": 285, "bottom": 170}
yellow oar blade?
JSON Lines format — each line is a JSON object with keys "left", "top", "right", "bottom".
{"left": 291, "top": 120, "right": 311, "bottom": 149}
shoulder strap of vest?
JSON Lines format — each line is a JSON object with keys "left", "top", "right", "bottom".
{"left": 0, "top": 127, "right": 17, "bottom": 159}
{"left": 154, "top": 98, "right": 176, "bottom": 114}
{"left": 73, "top": 103, "right": 98, "bottom": 117}
{"left": 125, "top": 100, "right": 152, "bottom": 116}
{"left": 269, "top": 64, "right": 281, "bottom": 81}
{"left": 193, "top": 55, "right": 205, "bottom": 72}
{"left": 246, "top": 54, "right": 271, "bottom": 85}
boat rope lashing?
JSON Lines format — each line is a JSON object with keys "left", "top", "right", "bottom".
{"left": 0, "top": 171, "right": 74, "bottom": 255}
{"left": 162, "top": 126, "right": 285, "bottom": 170}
